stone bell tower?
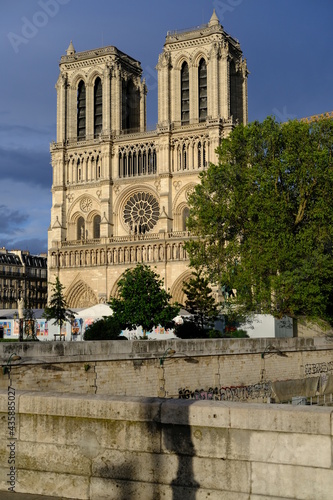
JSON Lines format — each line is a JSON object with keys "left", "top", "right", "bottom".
{"left": 48, "top": 11, "right": 248, "bottom": 308}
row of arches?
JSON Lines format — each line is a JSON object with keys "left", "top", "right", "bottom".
{"left": 67, "top": 154, "right": 102, "bottom": 184}
{"left": 118, "top": 147, "right": 157, "bottom": 178}
{"left": 173, "top": 140, "right": 208, "bottom": 171}
{"left": 52, "top": 242, "right": 188, "bottom": 268}
{"left": 64, "top": 269, "right": 191, "bottom": 308}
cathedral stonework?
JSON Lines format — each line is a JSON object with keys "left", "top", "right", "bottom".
{"left": 48, "top": 11, "right": 248, "bottom": 307}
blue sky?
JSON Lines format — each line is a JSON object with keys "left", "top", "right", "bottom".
{"left": 0, "top": 0, "right": 332, "bottom": 255}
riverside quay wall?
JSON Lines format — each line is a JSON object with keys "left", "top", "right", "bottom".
{"left": 0, "top": 338, "right": 333, "bottom": 402}
{"left": 0, "top": 392, "right": 333, "bottom": 499}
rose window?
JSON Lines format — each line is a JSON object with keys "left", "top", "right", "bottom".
{"left": 123, "top": 192, "right": 159, "bottom": 234}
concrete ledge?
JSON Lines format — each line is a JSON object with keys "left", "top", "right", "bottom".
{"left": 1, "top": 392, "right": 333, "bottom": 499}
{"left": 0, "top": 337, "right": 331, "bottom": 366}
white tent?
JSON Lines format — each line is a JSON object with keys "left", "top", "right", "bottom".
{"left": 74, "top": 304, "right": 113, "bottom": 320}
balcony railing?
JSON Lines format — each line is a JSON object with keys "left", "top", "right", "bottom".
{"left": 60, "top": 231, "right": 192, "bottom": 248}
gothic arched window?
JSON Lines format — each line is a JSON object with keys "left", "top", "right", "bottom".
{"left": 118, "top": 152, "right": 123, "bottom": 177}
{"left": 182, "top": 207, "right": 190, "bottom": 231}
{"left": 203, "top": 141, "right": 207, "bottom": 167}
{"left": 181, "top": 62, "right": 189, "bottom": 125}
{"left": 77, "top": 217, "right": 85, "bottom": 240}
{"left": 138, "top": 151, "right": 142, "bottom": 175}
{"left": 198, "top": 142, "right": 202, "bottom": 168}
{"left": 182, "top": 144, "right": 187, "bottom": 170}
{"left": 198, "top": 59, "right": 207, "bottom": 122}
{"left": 94, "top": 77, "right": 102, "bottom": 137}
{"left": 93, "top": 215, "right": 101, "bottom": 239}
{"left": 77, "top": 80, "right": 86, "bottom": 140}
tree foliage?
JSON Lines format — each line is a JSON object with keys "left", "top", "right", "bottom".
{"left": 109, "top": 264, "right": 180, "bottom": 335}
{"left": 43, "top": 277, "right": 74, "bottom": 330}
{"left": 83, "top": 315, "right": 122, "bottom": 341}
{"left": 187, "top": 116, "right": 333, "bottom": 323}
{"left": 182, "top": 270, "right": 219, "bottom": 330}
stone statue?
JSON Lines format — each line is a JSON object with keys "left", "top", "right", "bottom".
{"left": 17, "top": 298, "right": 24, "bottom": 319}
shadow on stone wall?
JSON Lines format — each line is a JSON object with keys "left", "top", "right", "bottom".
{"left": 162, "top": 400, "right": 199, "bottom": 499}
{"left": 92, "top": 399, "right": 199, "bottom": 499}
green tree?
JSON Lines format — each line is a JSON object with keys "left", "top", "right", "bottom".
{"left": 182, "top": 270, "right": 219, "bottom": 330}
{"left": 83, "top": 315, "right": 122, "bottom": 341}
{"left": 187, "top": 116, "right": 333, "bottom": 325}
{"left": 109, "top": 264, "right": 180, "bottom": 337}
{"left": 43, "top": 277, "right": 74, "bottom": 331}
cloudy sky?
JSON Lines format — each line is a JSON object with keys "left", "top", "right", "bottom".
{"left": 0, "top": 0, "right": 332, "bottom": 255}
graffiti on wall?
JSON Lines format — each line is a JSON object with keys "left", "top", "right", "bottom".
{"left": 304, "top": 362, "right": 333, "bottom": 376}
{"left": 178, "top": 382, "right": 272, "bottom": 402}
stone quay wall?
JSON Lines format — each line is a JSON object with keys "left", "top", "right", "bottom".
{"left": 0, "top": 338, "right": 333, "bottom": 401}
{"left": 0, "top": 391, "right": 333, "bottom": 499}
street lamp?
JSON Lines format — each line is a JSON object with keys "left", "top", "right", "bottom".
{"left": 2, "top": 353, "right": 21, "bottom": 375}
{"left": 159, "top": 348, "right": 176, "bottom": 366}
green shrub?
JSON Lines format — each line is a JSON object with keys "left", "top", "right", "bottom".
{"left": 83, "top": 316, "right": 123, "bottom": 341}
{"left": 174, "top": 320, "right": 207, "bottom": 339}
{"left": 223, "top": 329, "right": 249, "bottom": 338}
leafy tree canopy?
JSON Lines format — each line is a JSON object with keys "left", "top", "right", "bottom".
{"left": 182, "top": 270, "right": 219, "bottom": 330}
{"left": 43, "top": 277, "right": 74, "bottom": 330}
{"left": 109, "top": 264, "right": 180, "bottom": 335}
{"left": 187, "top": 116, "right": 333, "bottom": 324}
{"left": 83, "top": 315, "right": 122, "bottom": 341}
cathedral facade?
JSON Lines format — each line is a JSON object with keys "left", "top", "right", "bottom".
{"left": 48, "top": 11, "right": 248, "bottom": 308}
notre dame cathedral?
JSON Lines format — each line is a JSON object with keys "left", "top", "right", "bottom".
{"left": 48, "top": 10, "right": 248, "bottom": 307}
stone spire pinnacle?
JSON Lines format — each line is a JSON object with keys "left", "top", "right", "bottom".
{"left": 66, "top": 40, "right": 75, "bottom": 56}
{"left": 208, "top": 9, "right": 220, "bottom": 27}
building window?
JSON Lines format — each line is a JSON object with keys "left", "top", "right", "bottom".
{"left": 77, "top": 217, "right": 85, "bottom": 240}
{"left": 123, "top": 192, "right": 159, "bottom": 234}
{"left": 122, "top": 80, "right": 140, "bottom": 131}
{"left": 181, "top": 62, "right": 189, "bottom": 125}
{"left": 182, "top": 144, "right": 187, "bottom": 170}
{"left": 94, "top": 77, "right": 102, "bottom": 137}
{"left": 77, "top": 160, "right": 81, "bottom": 181}
{"left": 182, "top": 207, "right": 190, "bottom": 230}
{"left": 93, "top": 215, "right": 101, "bottom": 239}
{"left": 77, "top": 80, "right": 86, "bottom": 140}
{"left": 198, "top": 59, "right": 207, "bottom": 122}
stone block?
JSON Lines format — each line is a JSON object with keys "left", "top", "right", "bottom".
{"left": 19, "top": 413, "right": 161, "bottom": 454}
{"left": 160, "top": 398, "right": 230, "bottom": 427}
{"left": 90, "top": 477, "right": 250, "bottom": 500}
{"left": 228, "top": 402, "right": 332, "bottom": 435}
{"left": 90, "top": 477, "right": 170, "bottom": 500}
{"left": 16, "top": 441, "right": 91, "bottom": 475}
{"left": 18, "top": 392, "right": 162, "bottom": 422}
{"left": 162, "top": 423, "right": 331, "bottom": 468}
{"left": 14, "top": 469, "right": 89, "bottom": 499}
{"left": 92, "top": 448, "right": 250, "bottom": 493}
{"left": 252, "top": 462, "right": 333, "bottom": 500}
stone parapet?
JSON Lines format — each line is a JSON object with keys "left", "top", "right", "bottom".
{"left": 0, "top": 392, "right": 332, "bottom": 499}
{"left": 0, "top": 338, "right": 333, "bottom": 401}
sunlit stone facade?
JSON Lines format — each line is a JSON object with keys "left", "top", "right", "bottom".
{"left": 48, "top": 11, "right": 248, "bottom": 307}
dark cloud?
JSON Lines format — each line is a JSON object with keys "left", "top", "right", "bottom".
{"left": 0, "top": 148, "right": 51, "bottom": 188}
{"left": 0, "top": 123, "right": 54, "bottom": 137}
{"left": 0, "top": 204, "right": 29, "bottom": 234}
{"left": 5, "top": 238, "right": 48, "bottom": 256}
